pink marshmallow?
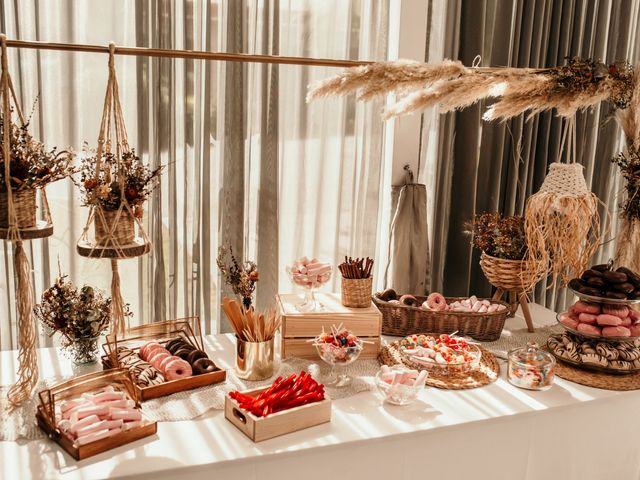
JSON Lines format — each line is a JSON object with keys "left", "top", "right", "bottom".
{"left": 94, "top": 391, "right": 125, "bottom": 403}
{"left": 578, "top": 312, "right": 598, "bottom": 325}
{"left": 75, "top": 429, "right": 112, "bottom": 446}
{"left": 597, "top": 314, "right": 623, "bottom": 326}
{"left": 75, "top": 419, "right": 110, "bottom": 438}
{"left": 577, "top": 323, "right": 602, "bottom": 336}
{"left": 110, "top": 407, "right": 142, "bottom": 421}
{"left": 573, "top": 301, "right": 601, "bottom": 315}
{"left": 69, "top": 414, "right": 100, "bottom": 435}
{"left": 602, "top": 326, "right": 631, "bottom": 337}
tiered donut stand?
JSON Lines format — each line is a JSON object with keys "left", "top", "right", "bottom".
{"left": 549, "top": 288, "right": 640, "bottom": 376}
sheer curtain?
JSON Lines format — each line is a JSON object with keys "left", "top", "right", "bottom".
{"left": 0, "top": 0, "right": 390, "bottom": 349}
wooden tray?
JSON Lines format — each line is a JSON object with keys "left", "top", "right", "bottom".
{"left": 36, "top": 369, "right": 157, "bottom": 461}
{"left": 102, "top": 317, "right": 226, "bottom": 400}
{"left": 225, "top": 386, "right": 331, "bottom": 442}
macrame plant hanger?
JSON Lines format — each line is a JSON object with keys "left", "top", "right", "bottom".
{"left": 0, "top": 34, "right": 54, "bottom": 410}
{"left": 524, "top": 115, "right": 602, "bottom": 290}
{"left": 76, "top": 43, "right": 151, "bottom": 336}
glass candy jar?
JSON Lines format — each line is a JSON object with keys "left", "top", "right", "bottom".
{"left": 508, "top": 342, "right": 555, "bottom": 390}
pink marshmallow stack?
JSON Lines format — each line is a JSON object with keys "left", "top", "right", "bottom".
{"left": 560, "top": 300, "right": 640, "bottom": 338}
{"left": 289, "top": 257, "right": 332, "bottom": 288}
{"left": 55, "top": 386, "right": 144, "bottom": 447}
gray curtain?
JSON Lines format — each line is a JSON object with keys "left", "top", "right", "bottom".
{"left": 433, "top": 0, "right": 640, "bottom": 311}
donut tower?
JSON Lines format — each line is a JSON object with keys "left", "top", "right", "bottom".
{"left": 551, "top": 262, "right": 640, "bottom": 374}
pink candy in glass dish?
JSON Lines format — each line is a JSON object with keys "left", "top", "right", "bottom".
{"left": 287, "top": 257, "right": 332, "bottom": 312}
{"left": 313, "top": 325, "right": 363, "bottom": 387}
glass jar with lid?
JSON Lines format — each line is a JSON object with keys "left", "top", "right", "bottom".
{"left": 508, "top": 342, "right": 555, "bottom": 390}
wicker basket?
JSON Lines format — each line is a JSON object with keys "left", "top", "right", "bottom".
{"left": 373, "top": 293, "right": 510, "bottom": 341}
{"left": 0, "top": 189, "right": 36, "bottom": 228}
{"left": 341, "top": 277, "right": 373, "bottom": 308}
{"left": 479, "top": 252, "right": 542, "bottom": 291}
{"left": 95, "top": 208, "right": 136, "bottom": 246}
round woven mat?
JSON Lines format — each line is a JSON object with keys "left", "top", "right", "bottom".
{"left": 554, "top": 358, "right": 640, "bottom": 391}
{"left": 379, "top": 341, "right": 500, "bottom": 390}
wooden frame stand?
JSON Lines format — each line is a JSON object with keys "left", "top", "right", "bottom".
{"left": 492, "top": 288, "right": 534, "bottom": 333}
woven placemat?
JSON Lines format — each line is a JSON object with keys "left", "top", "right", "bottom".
{"left": 553, "top": 358, "right": 640, "bottom": 391}
{"left": 379, "top": 341, "right": 500, "bottom": 390}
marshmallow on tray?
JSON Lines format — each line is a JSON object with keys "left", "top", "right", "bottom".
{"left": 53, "top": 387, "right": 145, "bottom": 447}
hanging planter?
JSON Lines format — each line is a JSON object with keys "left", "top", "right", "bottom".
{"left": 76, "top": 43, "right": 161, "bottom": 335}
{"left": 0, "top": 34, "right": 74, "bottom": 410}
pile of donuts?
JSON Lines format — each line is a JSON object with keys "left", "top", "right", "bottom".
{"left": 569, "top": 263, "right": 640, "bottom": 300}
{"left": 378, "top": 289, "right": 506, "bottom": 314}
{"left": 559, "top": 300, "right": 640, "bottom": 337}
{"left": 289, "top": 257, "right": 332, "bottom": 288}
{"left": 55, "top": 386, "right": 143, "bottom": 446}
{"left": 548, "top": 332, "right": 640, "bottom": 371}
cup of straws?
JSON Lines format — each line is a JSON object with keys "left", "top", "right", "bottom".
{"left": 338, "top": 256, "right": 374, "bottom": 308}
{"left": 222, "top": 297, "right": 281, "bottom": 381}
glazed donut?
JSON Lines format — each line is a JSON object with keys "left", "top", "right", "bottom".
{"left": 175, "top": 348, "right": 194, "bottom": 361}
{"left": 167, "top": 341, "right": 190, "bottom": 355}
{"left": 143, "top": 344, "right": 167, "bottom": 362}
{"left": 379, "top": 288, "right": 397, "bottom": 301}
{"left": 164, "top": 358, "right": 193, "bottom": 381}
{"left": 159, "top": 355, "right": 180, "bottom": 372}
{"left": 187, "top": 349, "right": 208, "bottom": 365}
{"left": 192, "top": 358, "right": 217, "bottom": 375}
{"left": 426, "top": 292, "right": 447, "bottom": 311}
{"left": 399, "top": 294, "right": 419, "bottom": 307}
{"left": 149, "top": 352, "right": 171, "bottom": 370}
{"left": 139, "top": 342, "right": 163, "bottom": 361}
{"left": 165, "top": 339, "right": 185, "bottom": 353}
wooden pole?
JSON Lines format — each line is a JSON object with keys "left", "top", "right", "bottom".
{"left": 4, "top": 38, "right": 372, "bottom": 68}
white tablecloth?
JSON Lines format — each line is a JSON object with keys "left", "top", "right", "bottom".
{"left": 2, "top": 303, "right": 640, "bottom": 480}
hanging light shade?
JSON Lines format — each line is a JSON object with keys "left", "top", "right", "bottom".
{"left": 524, "top": 162, "right": 601, "bottom": 289}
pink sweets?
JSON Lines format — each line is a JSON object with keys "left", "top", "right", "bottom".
{"left": 560, "top": 300, "right": 640, "bottom": 338}
{"left": 55, "top": 386, "right": 144, "bottom": 446}
{"left": 289, "top": 257, "right": 332, "bottom": 288}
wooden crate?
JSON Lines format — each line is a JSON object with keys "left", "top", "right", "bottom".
{"left": 225, "top": 387, "right": 331, "bottom": 442}
{"left": 277, "top": 293, "right": 382, "bottom": 360}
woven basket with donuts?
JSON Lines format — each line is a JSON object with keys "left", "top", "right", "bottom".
{"left": 373, "top": 289, "right": 510, "bottom": 341}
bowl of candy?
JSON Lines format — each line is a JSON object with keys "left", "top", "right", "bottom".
{"left": 375, "top": 365, "right": 427, "bottom": 406}
{"left": 313, "top": 324, "right": 363, "bottom": 387}
{"left": 287, "top": 257, "right": 332, "bottom": 312}
{"left": 399, "top": 333, "right": 481, "bottom": 376}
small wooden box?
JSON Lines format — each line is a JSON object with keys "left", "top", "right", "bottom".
{"left": 225, "top": 387, "right": 331, "bottom": 442}
{"left": 36, "top": 369, "right": 157, "bottom": 461}
{"left": 277, "top": 293, "right": 382, "bottom": 360}
{"left": 102, "top": 317, "right": 226, "bottom": 401}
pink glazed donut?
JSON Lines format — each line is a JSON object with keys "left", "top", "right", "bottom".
{"left": 159, "top": 355, "right": 180, "bottom": 373}
{"left": 578, "top": 313, "right": 598, "bottom": 325}
{"left": 602, "top": 326, "right": 631, "bottom": 337}
{"left": 149, "top": 352, "right": 171, "bottom": 370}
{"left": 573, "top": 301, "right": 601, "bottom": 315}
{"left": 559, "top": 312, "right": 579, "bottom": 330}
{"left": 141, "top": 343, "right": 165, "bottom": 361}
{"left": 577, "top": 323, "right": 602, "bottom": 336}
{"left": 602, "top": 304, "right": 629, "bottom": 318}
{"left": 139, "top": 342, "right": 162, "bottom": 361}
{"left": 426, "top": 293, "right": 447, "bottom": 311}
{"left": 596, "top": 314, "right": 623, "bottom": 326}
{"left": 164, "top": 358, "right": 193, "bottom": 381}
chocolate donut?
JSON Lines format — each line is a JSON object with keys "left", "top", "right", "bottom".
{"left": 192, "top": 358, "right": 217, "bottom": 375}
{"left": 167, "top": 340, "right": 191, "bottom": 355}
{"left": 165, "top": 338, "right": 185, "bottom": 352}
{"left": 379, "top": 288, "right": 397, "bottom": 301}
{"left": 187, "top": 349, "right": 208, "bottom": 365}
{"left": 399, "top": 294, "right": 419, "bottom": 306}
{"left": 175, "top": 348, "right": 195, "bottom": 360}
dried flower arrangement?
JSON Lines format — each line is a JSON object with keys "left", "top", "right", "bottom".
{"left": 77, "top": 146, "right": 161, "bottom": 215}
{"left": 0, "top": 117, "right": 74, "bottom": 191}
{"left": 611, "top": 148, "right": 640, "bottom": 221}
{"left": 308, "top": 57, "right": 634, "bottom": 121}
{"left": 34, "top": 276, "right": 124, "bottom": 345}
{"left": 471, "top": 213, "right": 527, "bottom": 261}
{"left": 216, "top": 245, "right": 259, "bottom": 309}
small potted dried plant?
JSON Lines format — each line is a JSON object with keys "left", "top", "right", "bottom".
{"left": 0, "top": 116, "right": 74, "bottom": 228}
{"left": 77, "top": 147, "right": 161, "bottom": 246}
{"left": 216, "top": 245, "right": 259, "bottom": 309}
{"left": 472, "top": 213, "right": 543, "bottom": 293}
{"left": 35, "top": 276, "right": 129, "bottom": 364}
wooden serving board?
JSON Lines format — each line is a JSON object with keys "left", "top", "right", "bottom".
{"left": 36, "top": 406, "right": 157, "bottom": 461}
{"left": 102, "top": 356, "right": 226, "bottom": 401}
{"left": 225, "top": 387, "right": 331, "bottom": 442}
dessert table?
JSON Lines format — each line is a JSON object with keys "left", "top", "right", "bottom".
{"left": 2, "top": 303, "right": 640, "bottom": 480}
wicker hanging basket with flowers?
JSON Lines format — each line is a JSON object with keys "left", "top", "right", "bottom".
{"left": 75, "top": 43, "right": 161, "bottom": 336}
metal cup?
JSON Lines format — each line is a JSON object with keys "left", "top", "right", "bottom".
{"left": 235, "top": 336, "right": 275, "bottom": 380}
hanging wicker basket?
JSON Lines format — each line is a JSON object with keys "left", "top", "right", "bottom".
{"left": 480, "top": 252, "right": 543, "bottom": 292}
{"left": 94, "top": 207, "right": 136, "bottom": 247}
{"left": 0, "top": 189, "right": 36, "bottom": 228}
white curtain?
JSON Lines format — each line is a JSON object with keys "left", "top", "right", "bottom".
{"left": 0, "top": 0, "right": 390, "bottom": 349}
